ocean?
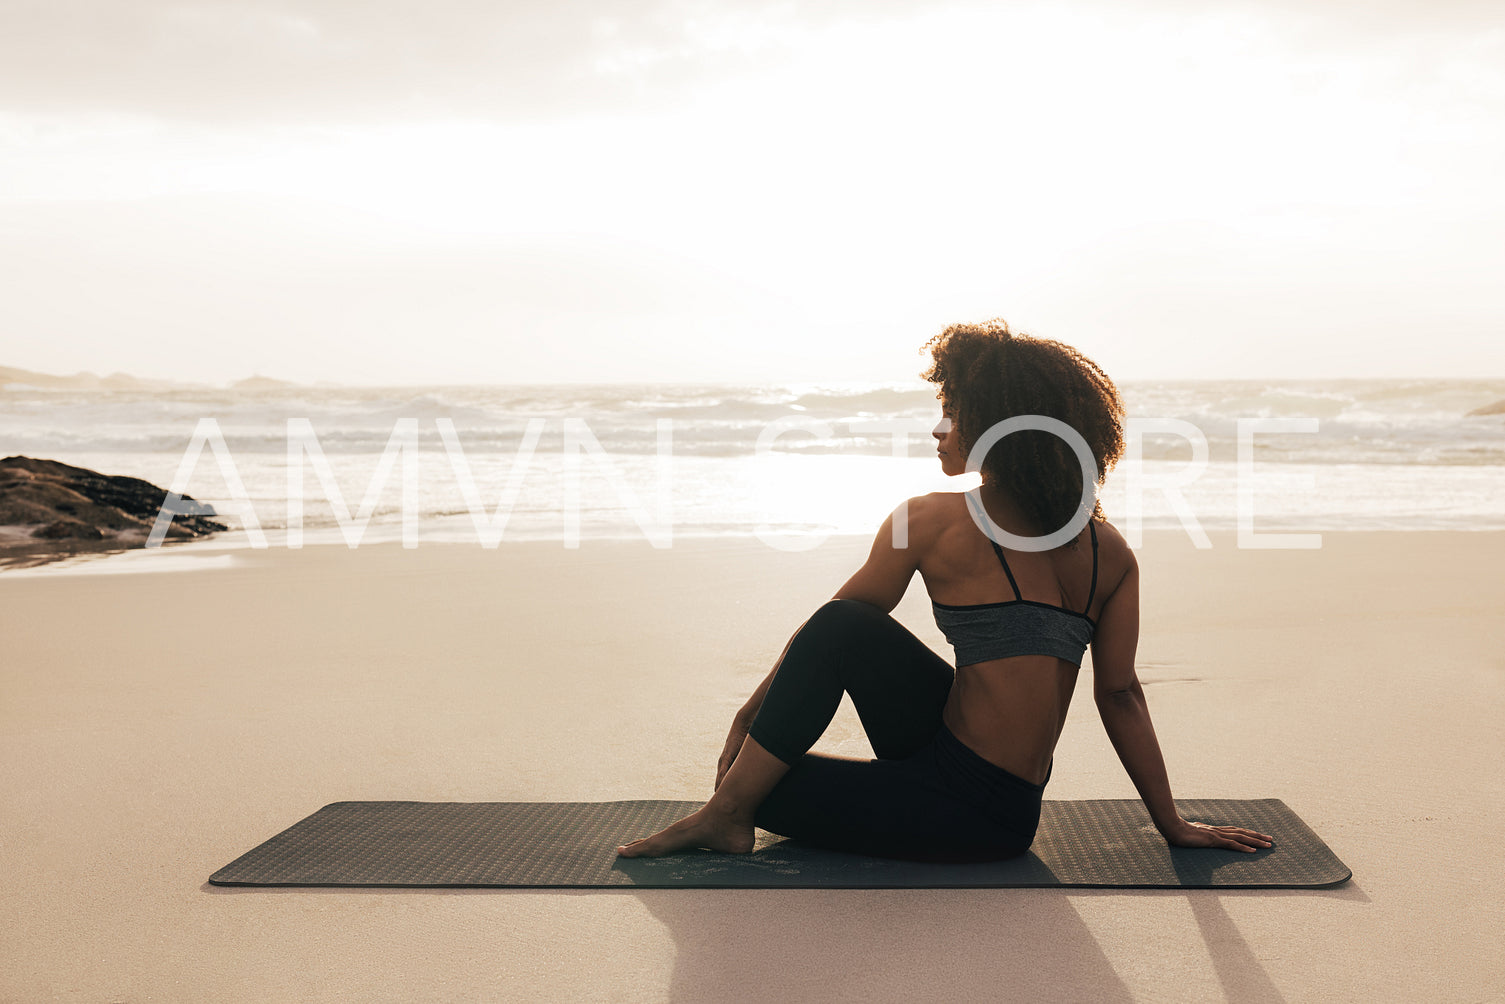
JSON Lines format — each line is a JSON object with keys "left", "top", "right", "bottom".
{"left": 3, "top": 378, "right": 1503, "bottom": 549}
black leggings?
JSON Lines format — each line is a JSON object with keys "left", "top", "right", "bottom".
{"left": 747, "top": 599, "right": 1046, "bottom": 862}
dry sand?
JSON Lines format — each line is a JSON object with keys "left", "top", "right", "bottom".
{"left": 2, "top": 530, "right": 1502, "bottom": 1002}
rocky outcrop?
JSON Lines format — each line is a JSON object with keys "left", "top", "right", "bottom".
{"left": 0, "top": 456, "right": 226, "bottom": 546}
{"left": 1465, "top": 398, "right": 1505, "bottom": 417}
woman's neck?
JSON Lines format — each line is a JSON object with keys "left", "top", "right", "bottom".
{"left": 976, "top": 482, "right": 1085, "bottom": 550}
{"left": 975, "top": 483, "right": 1038, "bottom": 535}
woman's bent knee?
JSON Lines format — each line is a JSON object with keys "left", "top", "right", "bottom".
{"left": 810, "top": 598, "right": 888, "bottom": 629}
{"left": 800, "top": 598, "right": 915, "bottom": 661}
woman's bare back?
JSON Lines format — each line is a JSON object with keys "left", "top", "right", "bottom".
{"left": 910, "top": 489, "right": 1134, "bottom": 784}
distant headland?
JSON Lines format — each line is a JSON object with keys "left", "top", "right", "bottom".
{"left": 0, "top": 364, "right": 299, "bottom": 392}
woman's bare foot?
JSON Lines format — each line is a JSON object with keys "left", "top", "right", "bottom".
{"left": 616, "top": 803, "right": 756, "bottom": 858}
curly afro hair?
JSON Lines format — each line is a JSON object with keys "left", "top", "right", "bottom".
{"left": 921, "top": 318, "right": 1125, "bottom": 541}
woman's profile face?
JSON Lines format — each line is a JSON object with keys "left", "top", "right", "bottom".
{"left": 933, "top": 409, "right": 967, "bottom": 477}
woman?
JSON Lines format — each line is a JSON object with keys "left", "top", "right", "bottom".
{"left": 617, "top": 320, "right": 1272, "bottom": 861}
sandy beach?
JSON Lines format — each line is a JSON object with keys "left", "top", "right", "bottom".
{"left": 2, "top": 529, "right": 1502, "bottom": 1002}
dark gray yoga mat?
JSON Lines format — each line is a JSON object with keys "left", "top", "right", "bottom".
{"left": 209, "top": 798, "right": 1349, "bottom": 889}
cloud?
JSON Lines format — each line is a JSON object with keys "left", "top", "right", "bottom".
{"left": 1139, "top": 0, "right": 1504, "bottom": 31}
{"left": 5, "top": 0, "right": 1500, "bottom": 124}
{"left": 0, "top": 0, "right": 649, "bottom": 121}
{"left": 0, "top": 0, "right": 920, "bottom": 123}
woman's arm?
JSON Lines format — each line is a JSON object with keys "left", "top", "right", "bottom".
{"left": 831, "top": 501, "right": 923, "bottom": 613}
{"left": 1092, "top": 547, "right": 1272, "bottom": 852}
{"left": 1090, "top": 554, "right": 1178, "bottom": 830}
{"left": 738, "top": 502, "right": 919, "bottom": 715}
{"left": 718, "top": 503, "right": 921, "bottom": 787}
{"left": 735, "top": 625, "right": 799, "bottom": 722}
{"left": 725, "top": 502, "right": 915, "bottom": 722}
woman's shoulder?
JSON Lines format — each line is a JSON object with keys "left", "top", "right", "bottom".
{"left": 1090, "top": 514, "right": 1127, "bottom": 550}
{"left": 901, "top": 495, "right": 1137, "bottom": 572}
{"left": 1088, "top": 516, "right": 1139, "bottom": 595}
{"left": 904, "top": 490, "right": 972, "bottom": 528}
{"left": 888, "top": 491, "right": 972, "bottom": 552}
{"left": 909, "top": 490, "right": 971, "bottom": 513}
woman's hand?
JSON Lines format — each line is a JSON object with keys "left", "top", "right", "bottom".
{"left": 715, "top": 714, "right": 754, "bottom": 790}
{"left": 1163, "top": 818, "right": 1274, "bottom": 853}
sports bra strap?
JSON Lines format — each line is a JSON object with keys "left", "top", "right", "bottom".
{"left": 989, "top": 540, "right": 1024, "bottom": 601}
{"left": 966, "top": 488, "right": 1025, "bottom": 602}
{"left": 1083, "top": 520, "right": 1099, "bottom": 614}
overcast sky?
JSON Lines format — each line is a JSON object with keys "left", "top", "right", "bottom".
{"left": 2, "top": 0, "right": 1503, "bottom": 385}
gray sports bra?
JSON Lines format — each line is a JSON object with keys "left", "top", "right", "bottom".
{"left": 931, "top": 491, "right": 1099, "bottom": 668}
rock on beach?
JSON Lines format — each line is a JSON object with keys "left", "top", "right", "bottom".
{"left": 0, "top": 456, "right": 225, "bottom": 547}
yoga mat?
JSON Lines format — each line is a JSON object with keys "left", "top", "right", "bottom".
{"left": 209, "top": 798, "right": 1349, "bottom": 889}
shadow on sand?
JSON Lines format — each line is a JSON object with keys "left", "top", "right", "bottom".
{"left": 204, "top": 877, "right": 1365, "bottom": 1002}
{"left": 629, "top": 881, "right": 1364, "bottom": 1002}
